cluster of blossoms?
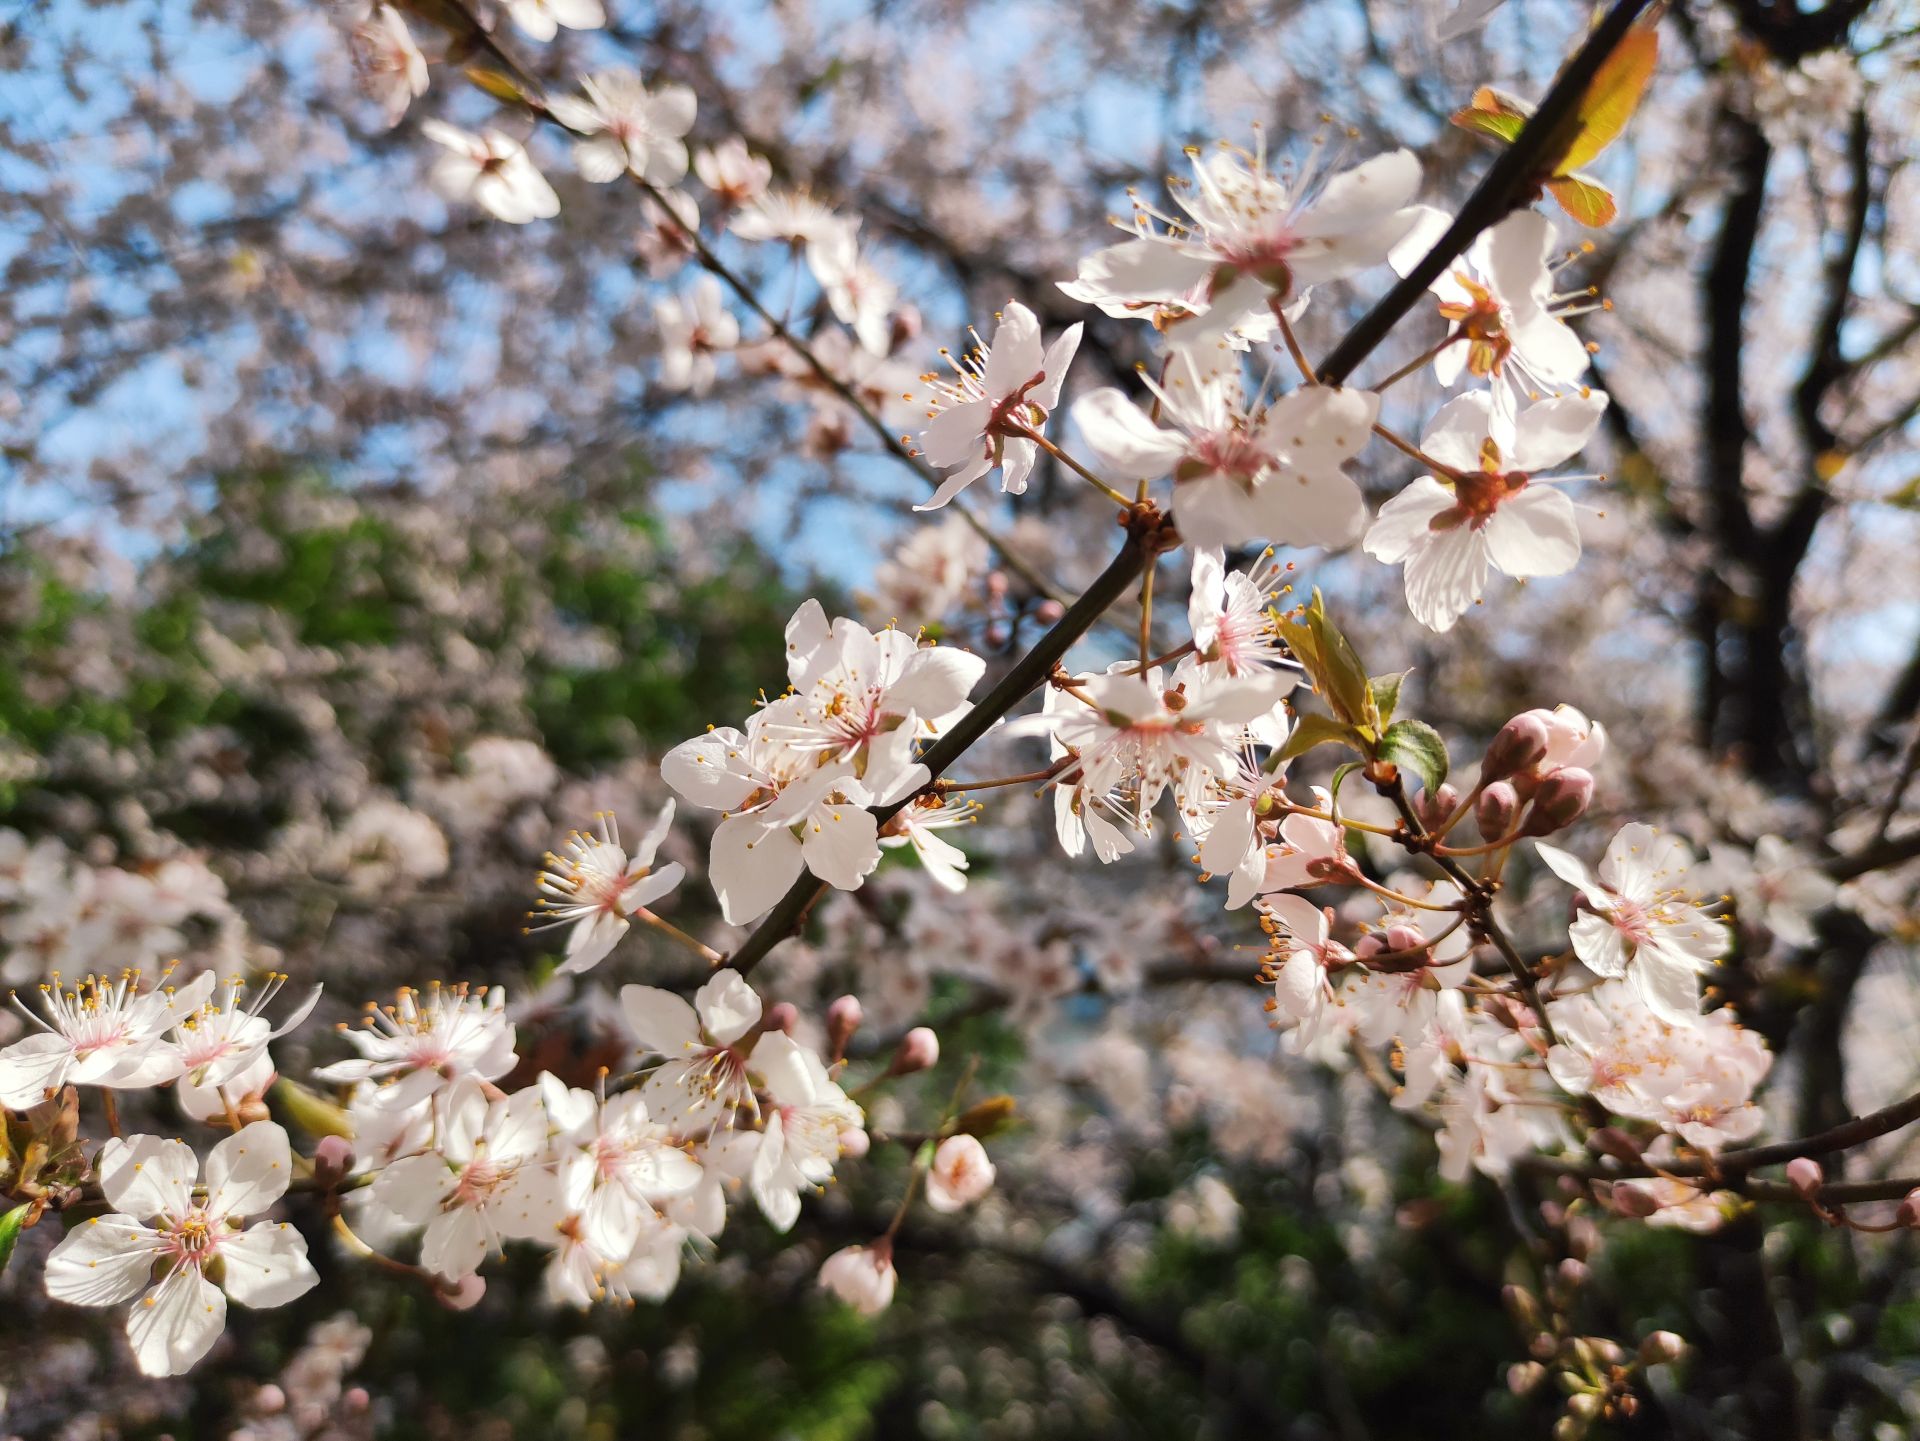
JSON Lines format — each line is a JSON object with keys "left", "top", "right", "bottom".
{"left": 0, "top": 956, "right": 995, "bottom": 1372}
{"left": 657, "top": 599, "right": 986, "bottom": 922}
{"left": 9, "top": 3, "right": 1909, "bottom": 1413}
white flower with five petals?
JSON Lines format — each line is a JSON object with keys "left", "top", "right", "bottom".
{"left": 44, "top": 1122, "right": 317, "bottom": 1376}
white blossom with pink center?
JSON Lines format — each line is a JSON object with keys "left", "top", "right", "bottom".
{"left": 44, "top": 1122, "right": 316, "bottom": 1376}
{"left": 530, "top": 806, "right": 685, "bottom": 977}
{"left": 0, "top": 967, "right": 215, "bottom": 1110}
{"left": 1535, "top": 823, "right": 1731, "bottom": 1026}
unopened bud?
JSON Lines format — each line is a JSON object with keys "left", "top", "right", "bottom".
{"left": 1477, "top": 781, "right": 1519, "bottom": 841}
{"left": 1556, "top": 1257, "right": 1590, "bottom": 1291}
{"left": 254, "top": 1384, "right": 287, "bottom": 1415}
{"left": 838, "top": 1126, "right": 870, "bottom": 1159}
{"left": 1588, "top": 1126, "right": 1646, "bottom": 1166}
{"left": 1566, "top": 1393, "right": 1601, "bottom": 1421}
{"left": 1418, "top": 783, "right": 1461, "bottom": 831}
{"left": 311, "top": 1135, "right": 355, "bottom": 1192}
{"left": 1551, "top": 1417, "right": 1579, "bottom": 1441}
{"left": 1897, "top": 1188, "right": 1920, "bottom": 1228}
{"left": 1481, "top": 713, "right": 1552, "bottom": 782}
{"left": 1588, "top": 1337, "right": 1623, "bottom": 1366}
{"left": 887, "top": 304, "right": 923, "bottom": 352}
{"left": 764, "top": 1001, "right": 799, "bottom": 1036}
{"left": 1508, "top": 1361, "right": 1547, "bottom": 1396}
{"left": 1639, "top": 1330, "right": 1687, "bottom": 1365}
{"left": 1520, "top": 768, "right": 1594, "bottom": 836}
{"left": 438, "top": 1274, "right": 487, "bottom": 1311}
{"left": 889, "top": 1026, "right": 940, "bottom": 1077}
{"left": 1566, "top": 1214, "right": 1600, "bottom": 1261}
{"left": 1610, "top": 1181, "right": 1660, "bottom": 1218}
{"left": 1503, "top": 1283, "right": 1541, "bottom": 1330}
{"left": 343, "top": 1388, "right": 371, "bottom": 1414}
{"left": 1033, "top": 599, "right": 1065, "bottom": 624}
{"left": 826, "top": 995, "right": 864, "bottom": 1061}
{"left": 1786, "top": 1156, "right": 1824, "bottom": 1199}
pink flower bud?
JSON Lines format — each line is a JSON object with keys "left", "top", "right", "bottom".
{"left": 765, "top": 1001, "right": 800, "bottom": 1035}
{"left": 1520, "top": 768, "right": 1594, "bottom": 836}
{"left": 1476, "top": 781, "right": 1519, "bottom": 841}
{"left": 827, "top": 995, "right": 864, "bottom": 1061}
{"left": 312, "top": 1135, "right": 356, "bottom": 1191}
{"left": 1481, "top": 713, "right": 1553, "bottom": 782}
{"left": 1898, "top": 1188, "right": 1920, "bottom": 1229}
{"left": 1033, "top": 599, "right": 1066, "bottom": 624}
{"left": 925, "top": 1134, "right": 996, "bottom": 1212}
{"left": 438, "top": 1274, "right": 487, "bottom": 1311}
{"left": 1418, "top": 783, "right": 1461, "bottom": 831}
{"left": 253, "top": 1384, "right": 287, "bottom": 1415}
{"left": 1639, "top": 1330, "right": 1687, "bottom": 1364}
{"left": 1507, "top": 1362, "right": 1547, "bottom": 1396}
{"left": 818, "top": 1243, "right": 896, "bottom": 1316}
{"left": 1786, "top": 1156, "right": 1824, "bottom": 1199}
{"left": 890, "top": 1026, "right": 940, "bottom": 1076}
{"left": 838, "top": 1126, "right": 871, "bottom": 1159}
{"left": 343, "top": 1388, "right": 371, "bottom": 1413}
{"left": 1555, "top": 1257, "right": 1589, "bottom": 1290}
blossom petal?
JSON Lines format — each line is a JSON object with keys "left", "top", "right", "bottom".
{"left": 45, "top": 1216, "right": 166, "bottom": 1306}
{"left": 204, "top": 1121, "right": 293, "bottom": 1218}
{"left": 100, "top": 1135, "right": 198, "bottom": 1222}
{"left": 218, "top": 1222, "right": 319, "bottom": 1308}
{"left": 127, "top": 1267, "right": 226, "bottom": 1377}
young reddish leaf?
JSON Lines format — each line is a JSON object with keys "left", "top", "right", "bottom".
{"left": 1557, "top": 21, "right": 1659, "bottom": 173}
{"left": 1546, "top": 174, "right": 1618, "bottom": 227}
{"left": 1450, "top": 86, "right": 1531, "bottom": 145}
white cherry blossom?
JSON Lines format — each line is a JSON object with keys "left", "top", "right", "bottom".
{"left": 915, "top": 300, "right": 1082, "bottom": 511}
{"left": 421, "top": 122, "right": 560, "bottom": 225}
{"left": 0, "top": 968, "right": 215, "bottom": 1111}
{"left": 168, "top": 974, "right": 323, "bottom": 1122}
{"left": 502, "top": 0, "right": 605, "bottom": 42}
{"left": 1534, "top": 824, "right": 1730, "bottom": 1025}
{"left": 746, "top": 1031, "right": 864, "bottom": 1231}
{"left": 1364, "top": 390, "right": 1606, "bottom": 632}
{"left": 530, "top": 806, "right": 685, "bottom": 976}
{"left": 371, "top": 1079, "right": 564, "bottom": 1281}
{"left": 1389, "top": 208, "right": 1592, "bottom": 421}
{"left": 1061, "top": 141, "right": 1422, "bottom": 336}
{"left": 654, "top": 274, "right": 740, "bottom": 396}
{"left": 1072, "top": 355, "right": 1379, "bottom": 550}
{"left": 549, "top": 70, "right": 696, "bottom": 186}
{"left": 623, "top": 972, "right": 764, "bottom": 1129}
{"left": 44, "top": 1122, "right": 316, "bottom": 1376}
{"left": 349, "top": 6, "right": 427, "bottom": 128}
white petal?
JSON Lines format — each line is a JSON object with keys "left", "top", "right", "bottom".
{"left": 1485, "top": 488, "right": 1581, "bottom": 578}
{"left": 0, "top": 1033, "right": 73, "bottom": 1111}
{"left": 660, "top": 728, "right": 762, "bottom": 811}
{"left": 218, "top": 1222, "right": 319, "bottom": 1308}
{"left": 1362, "top": 477, "right": 1456, "bottom": 564}
{"left": 1511, "top": 392, "right": 1607, "bottom": 472}
{"left": 694, "top": 971, "right": 762, "bottom": 1046}
{"left": 127, "top": 1267, "right": 226, "bottom": 1377}
{"left": 800, "top": 804, "right": 881, "bottom": 891}
{"left": 420, "top": 1206, "right": 490, "bottom": 1281}
{"left": 100, "top": 1135, "right": 199, "bottom": 1222}
{"left": 204, "top": 1121, "right": 293, "bottom": 1218}
{"left": 1070, "top": 388, "right": 1187, "bottom": 480}
{"left": 45, "top": 1216, "right": 166, "bottom": 1306}
{"left": 709, "top": 815, "right": 804, "bottom": 925}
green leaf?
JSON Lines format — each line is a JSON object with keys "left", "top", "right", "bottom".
{"left": 271, "top": 1078, "right": 354, "bottom": 1140}
{"left": 1368, "top": 671, "right": 1409, "bottom": 731}
{"left": 1379, "top": 720, "right": 1451, "bottom": 798}
{"left": 0, "top": 1203, "right": 28, "bottom": 1276}
{"left": 1269, "top": 711, "right": 1364, "bottom": 772}
{"left": 1276, "top": 589, "right": 1373, "bottom": 730}
{"left": 1327, "top": 760, "right": 1364, "bottom": 814}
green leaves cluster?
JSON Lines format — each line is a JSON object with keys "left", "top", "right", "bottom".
{"left": 1269, "top": 589, "right": 1451, "bottom": 799}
